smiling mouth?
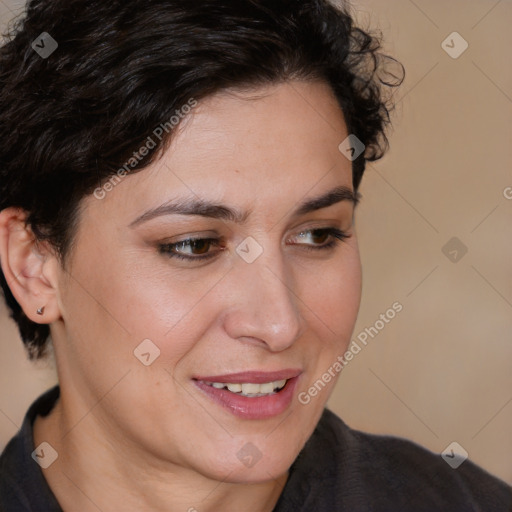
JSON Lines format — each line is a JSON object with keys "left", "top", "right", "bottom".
{"left": 193, "top": 373, "right": 300, "bottom": 419}
{"left": 198, "top": 379, "right": 287, "bottom": 397}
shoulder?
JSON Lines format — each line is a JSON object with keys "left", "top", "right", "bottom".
{"left": 276, "top": 408, "right": 512, "bottom": 512}
{"left": 343, "top": 417, "right": 510, "bottom": 507}
{"left": 0, "top": 386, "right": 62, "bottom": 512}
{"left": 0, "top": 437, "right": 34, "bottom": 512}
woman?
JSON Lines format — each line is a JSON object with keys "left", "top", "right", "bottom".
{"left": 0, "top": 0, "right": 510, "bottom": 510}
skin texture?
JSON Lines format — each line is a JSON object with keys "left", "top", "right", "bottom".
{"left": 0, "top": 80, "right": 362, "bottom": 511}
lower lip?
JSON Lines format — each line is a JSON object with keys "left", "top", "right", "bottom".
{"left": 193, "top": 377, "right": 299, "bottom": 420}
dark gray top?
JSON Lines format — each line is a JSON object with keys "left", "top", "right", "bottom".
{"left": 1, "top": 385, "right": 511, "bottom": 511}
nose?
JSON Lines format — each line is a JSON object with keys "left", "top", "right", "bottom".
{"left": 222, "top": 251, "right": 305, "bottom": 352}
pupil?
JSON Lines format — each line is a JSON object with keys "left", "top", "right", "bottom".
{"left": 192, "top": 240, "right": 210, "bottom": 254}
{"left": 312, "top": 230, "right": 328, "bottom": 244}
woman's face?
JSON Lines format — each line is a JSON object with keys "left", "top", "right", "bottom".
{"left": 53, "top": 80, "right": 362, "bottom": 483}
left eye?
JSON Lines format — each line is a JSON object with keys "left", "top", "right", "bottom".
{"left": 158, "top": 227, "right": 351, "bottom": 262}
{"left": 290, "top": 227, "right": 350, "bottom": 248}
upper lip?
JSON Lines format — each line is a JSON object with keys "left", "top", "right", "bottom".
{"left": 193, "top": 369, "right": 302, "bottom": 384}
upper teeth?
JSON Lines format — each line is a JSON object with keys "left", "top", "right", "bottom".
{"left": 205, "top": 380, "right": 287, "bottom": 396}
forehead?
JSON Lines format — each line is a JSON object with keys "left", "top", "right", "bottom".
{"left": 144, "top": 81, "right": 350, "bottom": 186}
{"left": 169, "top": 80, "right": 349, "bottom": 165}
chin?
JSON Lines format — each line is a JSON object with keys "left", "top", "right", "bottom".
{"left": 194, "top": 442, "right": 299, "bottom": 484}
{"left": 218, "top": 461, "right": 291, "bottom": 485}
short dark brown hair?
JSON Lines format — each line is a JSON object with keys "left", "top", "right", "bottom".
{"left": 0, "top": 0, "right": 403, "bottom": 359}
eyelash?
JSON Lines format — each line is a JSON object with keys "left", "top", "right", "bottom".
{"left": 157, "top": 227, "right": 351, "bottom": 262}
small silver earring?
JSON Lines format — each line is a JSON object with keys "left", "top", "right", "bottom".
{"left": 36, "top": 306, "right": 45, "bottom": 315}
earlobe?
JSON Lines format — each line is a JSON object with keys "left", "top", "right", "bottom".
{"left": 0, "top": 207, "right": 61, "bottom": 324}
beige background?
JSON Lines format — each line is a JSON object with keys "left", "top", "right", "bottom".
{"left": 1, "top": 0, "right": 511, "bottom": 485}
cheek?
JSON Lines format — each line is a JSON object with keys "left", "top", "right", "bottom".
{"left": 89, "top": 250, "right": 235, "bottom": 368}
{"left": 298, "top": 246, "right": 362, "bottom": 340}
{"left": 58, "top": 244, "right": 209, "bottom": 371}
{"left": 297, "top": 246, "right": 362, "bottom": 396}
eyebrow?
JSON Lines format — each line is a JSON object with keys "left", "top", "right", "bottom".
{"left": 129, "top": 185, "right": 360, "bottom": 228}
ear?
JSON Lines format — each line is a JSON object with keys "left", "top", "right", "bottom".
{"left": 0, "top": 207, "right": 62, "bottom": 324}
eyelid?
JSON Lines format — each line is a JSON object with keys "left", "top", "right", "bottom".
{"left": 157, "top": 226, "right": 351, "bottom": 262}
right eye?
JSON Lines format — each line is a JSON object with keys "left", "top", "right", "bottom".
{"left": 158, "top": 237, "right": 225, "bottom": 261}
